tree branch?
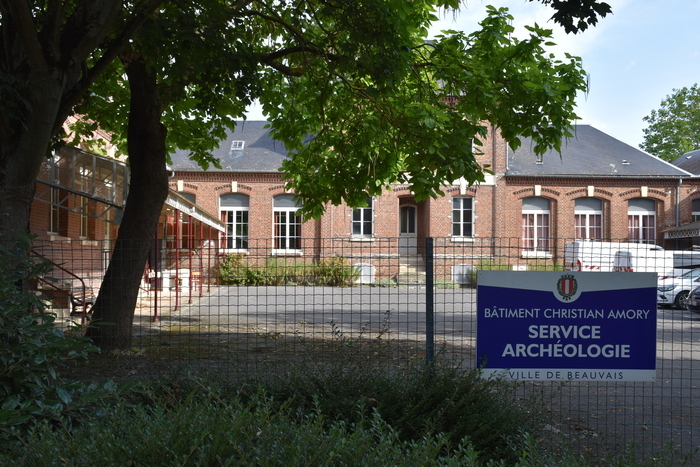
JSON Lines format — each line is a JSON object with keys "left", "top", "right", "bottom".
{"left": 67, "top": 0, "right": 123, "bottom": 62}
{"left": 46, "top": 0, "right": 65, "bottom": 61}
{"left": 2, "top": 0, "right": 46, "bottom": 70}
{"left": 58, "top": 0, "right": 165, "bottom": 126}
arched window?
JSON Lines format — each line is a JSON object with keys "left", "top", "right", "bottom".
{"left": 628, "top": 198, "right": 656, "bottom": 244}
{"left": 522, "top": 197, "right": 550, "bottom": 253}
{"left": 220, "top": 193, "right": 249, "bottom": 250}
{"left": 574, "top": 197, "right": 603, "bottom": 240}
{"left": 274, "top": 194, "right": 302, "bottom": 252}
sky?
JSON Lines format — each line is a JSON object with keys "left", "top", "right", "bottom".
{"left": 247, "top": 0, "right": 700, "bottom": 150}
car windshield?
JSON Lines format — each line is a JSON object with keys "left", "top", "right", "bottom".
{"left": 678, "top": 268, "right": 700, "bottom": 279}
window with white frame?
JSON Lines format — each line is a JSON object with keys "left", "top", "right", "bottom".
{"left": 692, "top": 199, "right": 700, "bottom": 222}
{"left": 628, "top": 198, "right": 656, "bottom": 244}
{"left": 352, "top": 197, "right": 373, "bottom": 237}
{"left": 79, "top": 196, "right": 90, "bottom": 238}
{"left": 49, "top": 187, "right": 60, "bottom": 234}
{"left": 220, "top": 193, "right": 249, "bottom": 251}
{"left": 522, "top": 197, "right": 551, "bottom": 253}
{"left": 273, "top": 194, "right": 302, "bottom": 252}
{"left": 452, "top": 197, "right": 473, "bottom": 237}
{"left": 574, "top": 197, "right": 603, "bottom": 240}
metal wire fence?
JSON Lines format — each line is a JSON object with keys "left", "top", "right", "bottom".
{"left": 31, "top": 237, "right": 699, "bottom": 459}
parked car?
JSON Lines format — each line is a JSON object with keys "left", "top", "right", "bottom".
{"left": 685, "top": 285, "right": 700, "bottom": 313}
{"left": 657, "top": 268, "right": 700, "bottom": 309}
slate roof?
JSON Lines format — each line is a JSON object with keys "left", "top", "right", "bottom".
{"left": 170, "top": 122, "right": 693, "bottom": 179}
{"left": 170, "top": 121, "right": 287, "bottom": 173}
{"left": 671, "top": 149, "right": 700, "bottom": 175}
{"left": 506, "top": 125, "right": 691, "bottom": 178}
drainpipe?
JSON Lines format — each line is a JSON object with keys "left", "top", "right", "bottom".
{"left": 492, "top": 125, "right": 498, "bottom": 258}
{"left": 676, "top": 178, "right": 682, "bottom": 249}
{"left": 676, "top": 178, "right": 682, "bottom": 227}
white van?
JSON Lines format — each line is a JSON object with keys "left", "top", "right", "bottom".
{"left": 563, "top": 240, "right": 664, "bottom": 272}
{"left": 613, "top": 248, "right": 700, "bottom": 279}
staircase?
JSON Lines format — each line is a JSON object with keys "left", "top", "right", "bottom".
{"left": 396, "top": 255, "right": 426, "bottom": 285}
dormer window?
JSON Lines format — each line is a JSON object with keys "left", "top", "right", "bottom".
{"left": 231, "top": 141, "right": 245, "bottom": 150}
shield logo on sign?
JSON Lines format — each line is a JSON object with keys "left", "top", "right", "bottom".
{"left": 557, "top": 274, "right": 578, "bottom": 301}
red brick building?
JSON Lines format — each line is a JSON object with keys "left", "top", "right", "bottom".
{"left": 29, "top": 145, "right": 224, "bottom": 307}
{"left": 168, "top": 122, "right": 697, "bottom": 283}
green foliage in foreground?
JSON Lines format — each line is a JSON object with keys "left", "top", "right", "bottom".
{"left": 0, "top": 370, "right": 689, "bottom": 467}
{"left": 0, "top": 387, "right": 515, "bottom": 466}
{"left": 0, "top": 235, "right": 113, "bottom": 429}
{"left": 250, "top": 359, "right": 542, "bottom": 464}
{"left": 219, "top": 254, "right": 359, "bottom": 286}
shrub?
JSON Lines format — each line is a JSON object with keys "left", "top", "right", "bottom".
{"left": 219, "top": 254, "right": 358, "bottom": 286}
{"left": 313, "top": 256, "right": 359, "bottom": 286}
{"left": 218, "top": 253, "right": 248, "bottom": 285}
{"left": 0, "top": 234, "right": 98, "bottom": 430}
{"left": 253, "top": 354, "right": 544, "bottom": 464}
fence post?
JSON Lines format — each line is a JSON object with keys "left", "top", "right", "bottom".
{"left": 426, "top": 237, "right": 435, "bottom": 363}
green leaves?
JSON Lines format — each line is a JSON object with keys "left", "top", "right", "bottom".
{"left": 641, "top": 83, "right": 700, "bottom": 161}
{"left": 265, "top": 5, "right": 586, "bottom": 218}
{"left": 70, "top": 1, "right": 586, "bottom": 220}
{"left": 0, "top": 235, "right": 98, "bottom": 433}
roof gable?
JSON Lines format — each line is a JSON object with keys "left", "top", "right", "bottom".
{"left": 672, "top": 149, "right": 700, "bottom": 175}
{"left": 507, "top": 125, "right": 690, "bottom": 178}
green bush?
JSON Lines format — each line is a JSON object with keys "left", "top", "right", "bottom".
{"left": 251, "top": 356, "right": 544, "bottom": 464}
{"left": 218, "top": 253, "right": 248, "bottom": 285}
{"left": 0, "top": 235, "right": 98, "bottom": 430}
{"left": 0, "top": 382, "right": 509, "bottom": 466}
{"left": 219, "top": 254, "right": 358, "bottom": 286}
{"left": 0, "top": 377, "right": 687, "bottom": 466}
{"left": 313, "top": 256, "right": 359, "bottom": 286}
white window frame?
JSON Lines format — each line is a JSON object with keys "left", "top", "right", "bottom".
{"left": 522, "top": 197, "right": 551, "bottom": 257}
{"left": 452, "top": 197, "right": 474, "bottom": 238}
{"left": 628, "top": 198, "right": 656, "bottom": 244}
{"left": 49, "top": 187, "right": 60, "bottom": 235}
{"left": 692, "top": 198, "right": 700, "bottom": 222}
{"left": 222, "top": 209, "right": 249, "bottom": 251}
{"left": 79, "top": 196, "right": 90, "bottom": 239}
{"left": 351, "top": 197, "right": 374, "bottom": 238}
{"left": 220, "top": 193, "right": 250, "bottom": 252}
{"left": 574, "top": 197, "right": 603, "bottom": 240}
{"left": 273, "top": 194, "right": 302, "bottom": 254}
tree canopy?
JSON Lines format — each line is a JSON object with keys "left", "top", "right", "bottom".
{"left": 0, "top": 0, "right": 609, "bottom": 238}
{"left": 71, "top": 3, "right": 590, "bottom": 219}
{"left": 640, "top": 84, "right": 700, "bottom": 162}
{"left": 1, "top": 0, "right": 604, "bottom": 349}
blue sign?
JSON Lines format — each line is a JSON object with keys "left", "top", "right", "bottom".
{"left": 477, "top": 271, "right": 657, "bottom": 381}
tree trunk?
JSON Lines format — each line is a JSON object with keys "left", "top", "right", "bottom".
{"left": 86, "top": 55, "right": 169, "bottom": 350}
{"left": 0, "top": 70, "right": 65, "bottom": 244}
